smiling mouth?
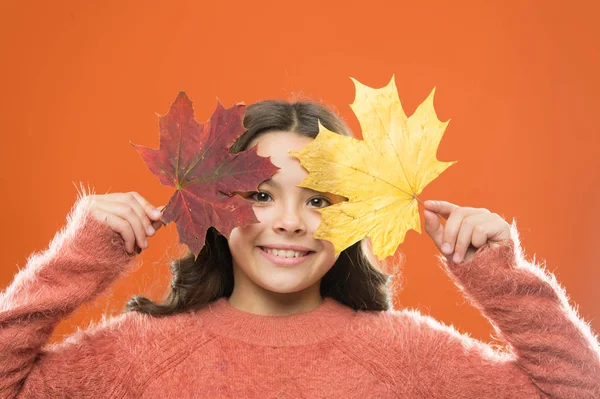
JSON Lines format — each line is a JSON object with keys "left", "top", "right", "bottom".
{"left": 259, "top": 247, "right": 315, "bottom": 258}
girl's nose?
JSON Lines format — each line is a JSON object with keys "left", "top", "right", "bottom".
{"left": 272, "top": 210, "right": 306, "bottom": 234}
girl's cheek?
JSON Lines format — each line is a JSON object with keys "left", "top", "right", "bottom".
{"left": 252, "top": 206, "right": 273, "bottom": 223}
{"left": 322, "top": 240, "right": 338, "bottom": 257}
{"left": 305, "top": 211, "right": 324, "bottom": 232}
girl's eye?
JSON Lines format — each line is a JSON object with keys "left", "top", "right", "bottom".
{"left": 248, "top": 192, "right": 331, "bottom": 207}
{"left": 250, "top": 191, "right": 273, "bottom": 203}
{"left": 308, "top": 197, "right": 332, "bottom": 208}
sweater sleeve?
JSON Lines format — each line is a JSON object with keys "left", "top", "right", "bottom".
{"left": 0, "top": 185, "right": 141, "bottom": 398}
{"left": 425, "top": 219, "right": 600, "bottom": 399}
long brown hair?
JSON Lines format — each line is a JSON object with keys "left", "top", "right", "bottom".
{"left": 125, "top": 100, "right": 398, "bottom": 316}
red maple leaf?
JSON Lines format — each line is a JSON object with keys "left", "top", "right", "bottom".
{"left": 131, "top": 92, "right": 278, "bottom": 256}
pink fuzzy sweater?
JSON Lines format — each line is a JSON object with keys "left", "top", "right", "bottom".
{"left": 1, "top": 193, "right": 599, "bottom": 399}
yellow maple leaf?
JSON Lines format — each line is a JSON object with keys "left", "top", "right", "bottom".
{"left": 289, "top": 75, "right": 457, "bottom": 260}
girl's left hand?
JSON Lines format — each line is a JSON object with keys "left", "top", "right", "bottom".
{"left": 423, "top": 200, "right": 511, "bottom": 263}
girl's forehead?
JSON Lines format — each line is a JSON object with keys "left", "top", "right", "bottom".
{"left": 261, "top": 154, "right": 308, "bottom": 187}
{"left": 253, "top": 132, "right": 346, "bottom": 201}
{"left": 248, "top": 132, "right": 311, "bottom": 187}
{"left": 252, "top": 131, "right": 313, "bottom": 159}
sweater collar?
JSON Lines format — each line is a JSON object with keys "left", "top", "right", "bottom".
{"left": 200, "top": 296, "right": 357, "bottom": 346}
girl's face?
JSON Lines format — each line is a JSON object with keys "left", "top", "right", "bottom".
{"left": 228, "top": 131, "right": 345, "bottom": 299}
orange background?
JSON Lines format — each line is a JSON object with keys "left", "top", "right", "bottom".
{"left": 1, "top": 1, "right": 598, "bottom": 345}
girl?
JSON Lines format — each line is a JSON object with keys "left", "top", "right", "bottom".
{"left": 0, "top": 100, "right": 599, "bottom": 398}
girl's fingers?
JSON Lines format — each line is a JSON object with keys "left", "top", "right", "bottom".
{"left": 439, "top": 207, "right": 483, "bottom": 255}
{"left": 470, "top": 220, "right": 493, "bottom": 248}
{"left": 150, "top": 205, "right": 166, "bottom": 232}
{"left": 89, "top": 192, "right": 164, "bottom": 255}
{"left": 440, "top": 209, "right": 466, "bottom": 255}
{"left": 124, "top": 192, "right": 159, "bottom": 235}
{"left": 423, "top": 209, "right": 444, "bottom": 250}
{"left": 129, "top": 192, "right": 163, "bottom": 222}
{"left": 424, "top": 200, "right": 459, "bottom": 219}
{"left": 453, "top": 214, "right": 488, "bottom": 261}
{"left": 424, "top": 201, "right": 469, "bottom": 254}
{"left": 151, "top": 219, "right": 164, "bottom": 231}
{"left": 94, "top": 209, "right": 137, "bottom": 254}
{"left": 129, "top": 192, "right": 165, "bottom": 237}
{"left": 425, "top": 200, "right": 507, "bottom": 261}
{"left": 104, "top": 199, "right": 149, "bottom": 251}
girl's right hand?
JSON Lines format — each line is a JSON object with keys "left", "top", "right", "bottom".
{"left": 88, "top": 192, "right": 165, "bottom": 254}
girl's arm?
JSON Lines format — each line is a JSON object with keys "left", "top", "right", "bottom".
{"left": 0, "top": 187, "right": 140, "bottom": 398}
{"left": 429, "top": 222, "right": 600, "bottom": 398}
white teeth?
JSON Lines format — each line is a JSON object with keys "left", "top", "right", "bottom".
{"left": 263, "top": 248, "right": 308, "bottom": 258}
